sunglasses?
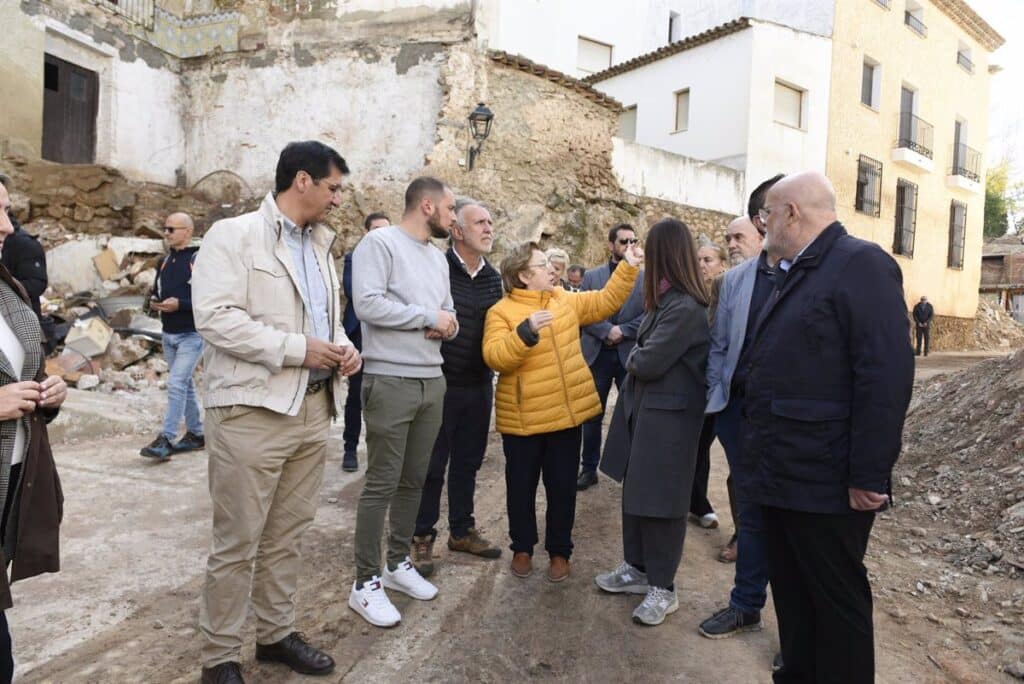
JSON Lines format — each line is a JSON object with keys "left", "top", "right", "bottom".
{"left": 617, "top": 238, "right": 639, "bottom": 245}
{"left": 163, "top": 226, "right": 185, "bottom": 233}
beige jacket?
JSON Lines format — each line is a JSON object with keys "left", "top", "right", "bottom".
{"left": 192, "top": 193, "right": 352, "bottom": 416}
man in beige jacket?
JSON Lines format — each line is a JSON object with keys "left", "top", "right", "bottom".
{"left": 192, "top": 141, "right": 361, "bottom": 684}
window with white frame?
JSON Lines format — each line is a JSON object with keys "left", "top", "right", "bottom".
{"left": 577, "top": 37, "right": 612, "bottom": 76}
{"left": 619, "top": 106, "right": 637, "bottom": 142}
{"left": 668, "top": 11, "right": 682, "bottom": 42}
{"left": 957, "top": 41, "right": 974, "bottom": 73}
{"left": 674, "top": 89, "right": 690, "bottom": 132}
{"left": 774, "top": 80, "right": 805, "bottom": 129}
{"left": 861, "top": 57, "right": 881, "bottom": 109}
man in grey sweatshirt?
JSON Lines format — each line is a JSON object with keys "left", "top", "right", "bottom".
{"left": 348, "top": 176, "right": 459, "bottom": 627}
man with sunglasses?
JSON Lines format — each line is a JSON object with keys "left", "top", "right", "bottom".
{"left": 140, "top": 212, "right": 204, "bottom": 460}
{"left": 576, "top": 223, "right": 645, "bottom": 491}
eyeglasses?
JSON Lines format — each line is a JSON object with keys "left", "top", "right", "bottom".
{"left": 163, "top": 226, "right": 184, "bottom": 233}
{"left": 617, "top": 238, "right": 639, "bottom": 245}
{"left": 527, "top": 260, "right": 550, "bottom": 269}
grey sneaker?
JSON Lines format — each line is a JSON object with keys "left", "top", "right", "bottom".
{"left": 632, "top": 586, "right": 679, "bottom": 626}
{"left": 595, "top": 561, "right": 649, "bottom": 594}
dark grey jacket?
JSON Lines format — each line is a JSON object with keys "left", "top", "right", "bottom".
{"left": 579, "top": 261, "right": 645, "bottom": 366}
{"left": 599, "top": 288, "right": 710, "bottom": 518}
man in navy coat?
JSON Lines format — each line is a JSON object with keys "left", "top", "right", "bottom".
{"left": 341, "top": 211, "right": 390, "bottom": 471}
{"left": 741, "top": 172, "right": 913, "bottom": 683}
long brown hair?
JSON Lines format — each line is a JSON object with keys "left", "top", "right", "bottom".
{"left": 642, "top": 218, "right": 710, "bottom": 311}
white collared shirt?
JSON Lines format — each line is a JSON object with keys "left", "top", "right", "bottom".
{"left": 452, "top": 245, "right": 485, "bottom": 279}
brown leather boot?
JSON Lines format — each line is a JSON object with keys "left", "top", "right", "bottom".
{"left": 718, "top": 535, "right": 738, "bottom": 564}
{"left": 510, "top": 552, "right": 532, "bottom": 578}
{"left": 448, "top": 528, "right": 502, "bottom": 559}
{"left": 411, "top": 534, "right": 436, "bottom": 578}
{"left": 547, "top": 556, "right": 570, "bottom": 583}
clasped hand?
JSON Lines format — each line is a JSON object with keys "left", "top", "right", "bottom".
{"left": 425, "top": 310, "right": 458, "bottom": 340}
{"left": 303, "top": 337, "right": 362, "bottom": 376}
{"left": 0, "top": 376, "right": 68, "bottom": 420}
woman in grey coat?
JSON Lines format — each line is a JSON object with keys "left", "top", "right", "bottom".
{"left": 596, "top": 218, "right": 710, "bottom": 626}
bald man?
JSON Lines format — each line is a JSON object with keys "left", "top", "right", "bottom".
{"left": 739, "top": 171, "right": 913, "bottom": 682}
{"left": 141, "top": 212, "right": 205, "bottom": 460}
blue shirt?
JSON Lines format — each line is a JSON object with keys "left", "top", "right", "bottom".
{"left": 280, "top": 212, "right": 331, "bottom": 382}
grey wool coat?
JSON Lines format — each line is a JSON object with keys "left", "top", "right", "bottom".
{"left": 599, "top": 287, "right": 710, "bottom": 519}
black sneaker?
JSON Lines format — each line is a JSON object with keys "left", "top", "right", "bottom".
{"left": 141, "top": 435, "right": 174, "bottom": 461}
{"left": 342, "top": 449, "right": 358, "bottom": 472}
{"left": 173, "top": 432, "right": 205, "bottom": 453}
{"left": 772, "top": 652, "right": 784, "bottom": 673}
{"left": 697, "top": 605, "right": 762, "bottom": 639}
{"left": 576, "top": 469, "right": 598, "bottom": 491}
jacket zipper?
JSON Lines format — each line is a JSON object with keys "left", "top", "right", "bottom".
{"left": 546, "top": 301, "right": 577, "bottom": 424}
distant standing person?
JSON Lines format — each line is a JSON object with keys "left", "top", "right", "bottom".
{"left": 566, "top": 264, "right": 585, "bottom": 292}
{"left": 411, "top": 200, "right": 504, "bottom": 577}
{"left": 348, "top": 177, "right": 458, "bottom": 629}
{"left": 545, "top": 248, "right": 570, "bottom": 289}
{"left": 912, "top": 296, "right": 933, "bottom": 357}
{"left": 141, "top": 212, "right": 204, "bottom": 461}
{"left": 576, "top": 224, "right": 645, "bottom": 491}
{"left": 341, "top": 211, "right": 390, "bottom": 472}
{"left": 596, "top": 218, "right": 710, "bottom": 627}
{"left": 0, "top": 176, "right": 47, "bottom": 323}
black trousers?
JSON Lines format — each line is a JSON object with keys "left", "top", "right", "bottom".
{"left": 689, "top": 415, "right": 716, "bottom": 517}
{"left": 502, "top": 426, "right": 581, "bottom": 558}
{"left": 622, "top": 509, "right": 687, "bottom": 588}
{"left": 414, "top": 381, "right": 493, "bottom": 539}
{"left": 1, "top": 464, "right": 19, "bottom": 684}
{"left": 342, "top": 328, "right": 363, "bottom": 452}
{"left": 763, "top": 506, "right": 876, "bottom": 684}
{"left": 915, "top": 325, "right": 930, "bottom": 356}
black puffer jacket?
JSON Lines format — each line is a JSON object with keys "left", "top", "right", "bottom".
{"left": 442, "top": 248, "right": 502, "bottom": 386}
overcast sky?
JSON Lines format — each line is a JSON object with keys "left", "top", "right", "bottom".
{"left": 970, "top": 0, "right": 1023, "bottom": 181}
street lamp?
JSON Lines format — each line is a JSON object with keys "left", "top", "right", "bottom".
{"left": 466, "top": 102, "right": 494, "bottom": 171}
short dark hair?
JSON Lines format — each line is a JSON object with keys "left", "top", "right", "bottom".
{"left": 363, "top": 212, "right": 390, "bottom": 231}
{"left": 567, "top": 264, "right": 585, "bottom": 277}
{"left": 404, "top": 176, "right": 448, "bottom": 213}
{"left": 0, "top": 173, "right": 10, "bottom": 189}
{"left": 747, "top": 174, "right": 785, "bottom": 224}
{"left": 274, "top": 141, "right": 349, "bottom": 194}
{"left": 607, "top": 223, "right": 635, "bottom": 243}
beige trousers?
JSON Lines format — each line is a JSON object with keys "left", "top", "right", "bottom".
{"left": 198, "top": 390, "right": 330, "bottom": 668}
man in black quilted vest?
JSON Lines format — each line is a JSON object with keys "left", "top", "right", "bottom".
{"left": 411, "top": 200, "right": 504, "bottom": 576}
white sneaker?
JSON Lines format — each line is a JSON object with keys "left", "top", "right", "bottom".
{"left": 349, "top": 576, "right": 401, "bottom": 627}
{"left": 382, "top": 557, "right": 438, "bottom": 600}
{"left": 700, "top": 513, "right": 720, "bottom": 529}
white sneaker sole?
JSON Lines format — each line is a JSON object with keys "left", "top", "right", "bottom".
{"left": 633, "top": 598, "right": 679, "bottom": 626}
{"left": 348, "top": 592, "right": 401, "bottom": 628}
{"left": 594, "top": 577, "right": 649, "bottom": 595}
{"left": 382, "top": 575, "right": 438, "bottom": 601}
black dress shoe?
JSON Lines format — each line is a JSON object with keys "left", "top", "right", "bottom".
{"left": 576, "top": 469, "right": 598, "bottom": 491}
{"left": 255, "top": 632, "right": 335, "bottom": 676}
{"left": 141, "top": 435, "right": 174, "bottom": 461}
{"left": 342, "top": 449, "right": 358, "bottom": 472}
{"left": 173, "top": 432, "right": 206, "bottom": 453}
{"left": 200, "top": 662, "right": 244, "bottom": 684}
{"left": 772, "top": 651, "right": 784, "bottom": 672}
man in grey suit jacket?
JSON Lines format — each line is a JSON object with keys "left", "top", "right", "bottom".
{"left": 699, "top": 176, "right": 785, "bottom": 674}
{"left": 577, "top": 223, "right": 645, "bottom": 490}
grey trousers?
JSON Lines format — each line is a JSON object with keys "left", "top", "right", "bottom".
{"left": 354, "top": 374, "right": 446, "bottom": 582}
{"left": 622, "top": 510, "right": 688, "bottom": 589}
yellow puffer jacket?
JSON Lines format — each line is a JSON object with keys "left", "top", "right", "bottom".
{"left": 483, "top": 262, "right": 640, "bottom": 436}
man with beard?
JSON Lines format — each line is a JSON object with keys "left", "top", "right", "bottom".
{"left": 193, "top": 141, "right": 361, "bottom": 683}
{"left": 349, "top": 176, "right": 459, "bottom": 627}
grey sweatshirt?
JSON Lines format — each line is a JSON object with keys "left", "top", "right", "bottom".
{"left": 352, "top": 225, "right": 457, "bottom": 377}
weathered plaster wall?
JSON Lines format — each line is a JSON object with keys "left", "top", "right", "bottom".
{"left": 0, "top": 3, "right": 45, "bottom": 157}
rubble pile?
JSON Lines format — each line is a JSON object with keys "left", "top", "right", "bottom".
{"left": 898, "top": 349, "right": 1024, "bottom": 569}
{"left": 971, "top": 299, "right": 1024, "bottom": 351}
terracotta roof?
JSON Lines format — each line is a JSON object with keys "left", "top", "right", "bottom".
{"left": 487, "top": 51, "right": 623, "bottom": 111}
{"left": 583, "top": 18, "right": 752, "bottom": 84}
{"left": 934, "top": 0, "right": 1005, "bottom": 52}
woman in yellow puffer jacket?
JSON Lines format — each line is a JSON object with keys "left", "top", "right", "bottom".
{"left": 483, "top": 240, "right": 643, "bottom": 583}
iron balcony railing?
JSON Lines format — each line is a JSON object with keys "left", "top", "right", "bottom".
{"left": 951, "top": 143, "right": 981, "bottom": 182}
{"left": 896, "top": 112, "right": 934, "bottom": 159}
{"left": 957, "top": 51, "right": 974, "bottom": 72}
{"left": 904, "top": 11, "right": 927, "bottom": 37}
{"left": 95, "top": 0, "right": 155, "bottom": 30}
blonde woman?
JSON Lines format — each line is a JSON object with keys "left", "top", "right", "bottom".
{"left": 544, "top": 247, "right": 570, "bottom": 289}
{"left": 483, "top": 240, "right": 643, "bottom": 582}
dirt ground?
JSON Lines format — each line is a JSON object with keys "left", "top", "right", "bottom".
{"left": 7, "top": 351, "right": 1018, "bottom": 683}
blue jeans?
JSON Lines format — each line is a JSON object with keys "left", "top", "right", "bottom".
{"left": 580, "top": 346, "right": 626, "bottom": 472}
{"left": 715, "top": 393, "right": 769, "bottom": 614}
{"left": 161, "top": 331, "right": 204, "bottom": 440}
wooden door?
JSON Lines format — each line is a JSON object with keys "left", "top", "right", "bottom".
{"left": 42, "top": 54, "right": 98, "bottom": 164}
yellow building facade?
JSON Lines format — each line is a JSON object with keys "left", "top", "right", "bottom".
{"left": 826, "top": 0, "right": 1003, "bottom": 318}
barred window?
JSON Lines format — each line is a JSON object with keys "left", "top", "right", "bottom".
{"left": 893, "top": 179, "right": 917, "bottom": 257}
{"left": 948, "top": 200, "right": 966, "bottom": 269}
{"left": 855, "top": 155, "right": 882, "bottom": 216}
